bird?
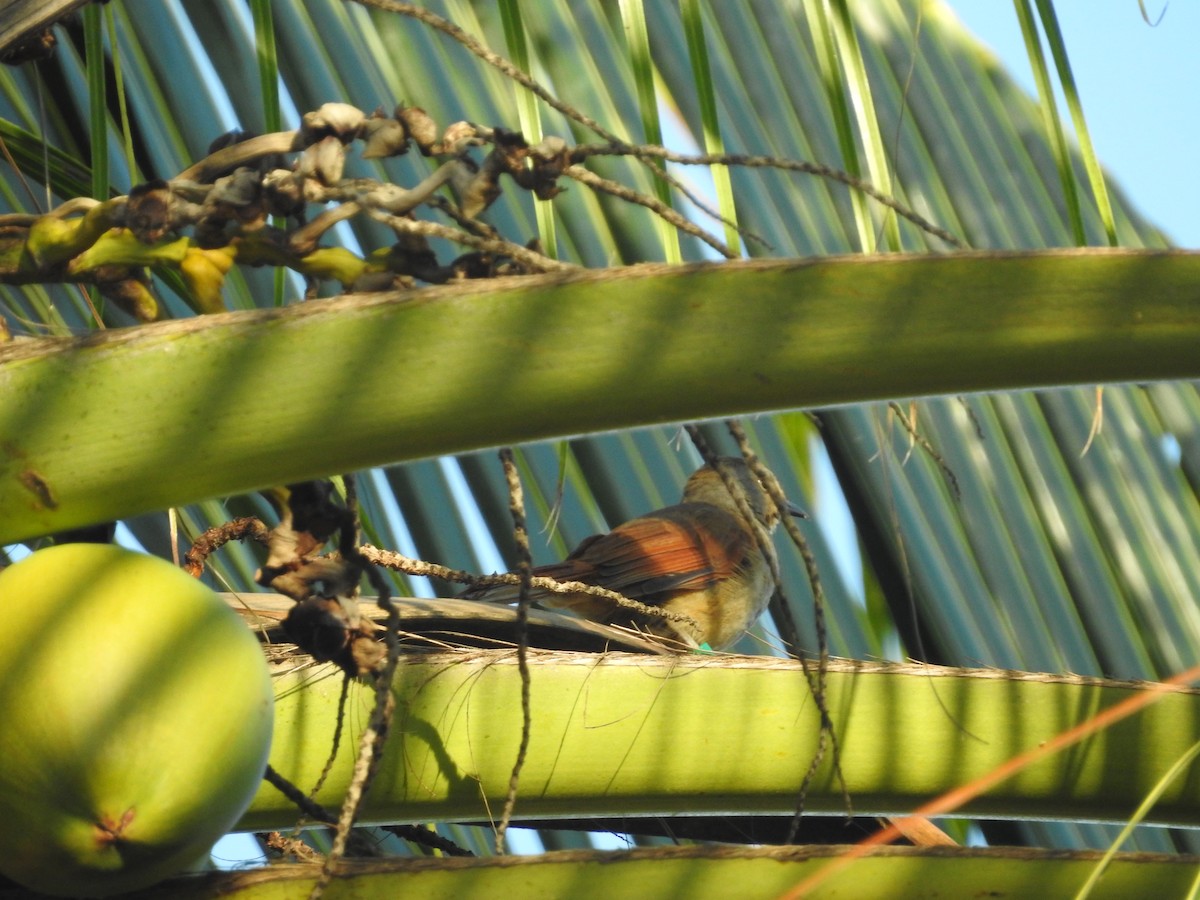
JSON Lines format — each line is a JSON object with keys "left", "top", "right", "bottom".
{"left": 463, "top": 457, "right": 804, "bottom": 650}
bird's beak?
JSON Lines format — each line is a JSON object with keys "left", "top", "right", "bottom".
{"left": 785, "top": 500, "right": 807, "bottom": 520}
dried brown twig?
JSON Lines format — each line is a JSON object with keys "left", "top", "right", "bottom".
{"left": 575, "top": 144, "right": 963, "bottom": 248}
{"left": 493, "top": 449, "right": 533, "bottom": 854}
{"left": 349, "top": 0, "right": 958, "bottom": 251}
{"left": 358, "top": 544, "right": 699, "bottom": 632}
{"left": 719, "top": 420, "right": 852, "bottom": 839}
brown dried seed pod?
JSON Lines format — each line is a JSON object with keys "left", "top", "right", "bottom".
{"left": 124, "top": 180, "right": 173, "bottom": 244}
{"left": 361, "top": 116, "right": 410, "bottom": 159}
{"left": 395, "top": 105, "right": 439, "bottom": 154}
{"left": 299, "top": 102, "right": 365, "bottom": 145}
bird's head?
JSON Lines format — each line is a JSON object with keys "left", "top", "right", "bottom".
{"left": 682, "top": 457, "right": 805, "bottom": 528}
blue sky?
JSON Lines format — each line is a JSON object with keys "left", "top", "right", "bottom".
{"left": 947, "top": 2, "right": 1200, "bottom": 248}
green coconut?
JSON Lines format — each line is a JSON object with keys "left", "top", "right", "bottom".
{"left": 0, "top": 543, "right": 274, "bottom": 897}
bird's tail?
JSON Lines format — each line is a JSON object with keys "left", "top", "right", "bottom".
{"left": 458, "top": 560, "right": 584, "bottom": 606}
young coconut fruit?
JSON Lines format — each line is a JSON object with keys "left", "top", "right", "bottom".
{"left": 0, "top": 543, "right": 274, "bottom": 898}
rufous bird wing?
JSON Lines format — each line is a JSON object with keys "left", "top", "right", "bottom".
{"left": 462, "top": 502, "right": 753, "bottom": 609}
{"left": 544, "top": 502, "right": 753, "bottom": 603}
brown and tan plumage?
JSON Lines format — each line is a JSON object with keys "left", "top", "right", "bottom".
{"left": 464, "top": 457, "right": 801, "bottom": 649}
